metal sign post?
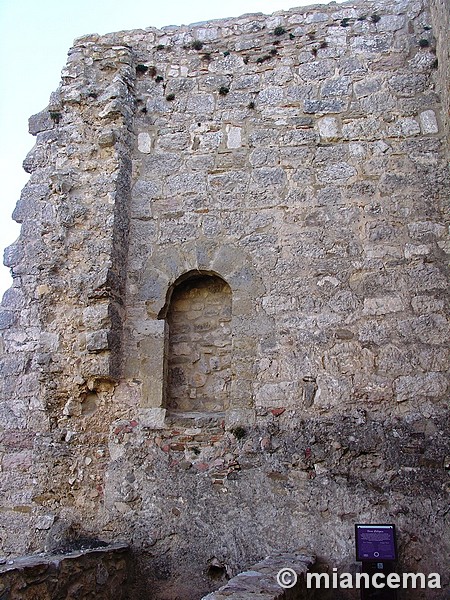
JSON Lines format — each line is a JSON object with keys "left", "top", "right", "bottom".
{"left": 355, "top": 524, "right": 398, "bottom": 600}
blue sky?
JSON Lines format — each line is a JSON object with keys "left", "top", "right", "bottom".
{"left": 0, "top": 0, "right": 335, "bottom": 298}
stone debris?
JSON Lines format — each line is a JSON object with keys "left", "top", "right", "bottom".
{"left": 0, "top": 544, "right": 129, "bottom": 599}
{"left": 201, "top": 552, "right": 315, "bottom": 600}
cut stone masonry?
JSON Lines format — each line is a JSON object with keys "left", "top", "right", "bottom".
{"left": 0, "top": 544, "right": 129, "bottom": 599}
{"left": 0, "top": 0, "right": 449, "bottom": 598}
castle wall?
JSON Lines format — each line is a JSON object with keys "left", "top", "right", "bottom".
{"left": 166, "top": 275, "right": 232, "bottom": 412}
{"left": 0, "top": 544, "right": 130, "bottom": 600}
{"left": 0, "top": 1, "right": 448, "bottom": 598}
{"left": 430, "top": 0, "right": 450, "bottom": 146}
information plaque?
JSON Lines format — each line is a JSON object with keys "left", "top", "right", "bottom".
{"left": 355, "top": 524, "right": 397, "bottom": 562}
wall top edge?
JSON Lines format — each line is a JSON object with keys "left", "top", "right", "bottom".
{"left": 72, "top": 0, "right": 423, "bottom": 49}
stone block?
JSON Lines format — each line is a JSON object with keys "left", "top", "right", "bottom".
{"left": 157, "top": 131, "right": 190, "bottom": 151}
{"left": 280, "top": 129, "right": 318, "bottom": 145}
{"left": 98, "top": 129, "right": 116, "bottom": 147}
{"left": 387, "top": 117, "right": 421, "bottom": 137}
{"left": 388, "top": 73, "right": 428, "bottom": 97}
{"left": 225, "top": 408, "right": 256, "bottom": 429}
{"left": 378, "top": 14, "right": 405, "bottom": 30}
{"left": 321, "top": 76, "right": 351, "bottom": 97}
{"left": 137, "top": 132, "right": 152, "bottom": 153}
{"left": 398, "top": 314, "right": 449, "bottom": 345}
{"left": 395, "top": 373, "right": 447, "bottom": 402}
{"left": 363, "top": 296, "right": 404, "bottom": 315}
{"left": 86, "top": 330, "right": 110, "bottom": 352}
{"left": 139, "top": 407, "right": 166, "bottom": 429}
{"left": 226, "top": 125, "right": 242, "bottom": 149}
{"left": 404, "top": 244, "right": 430, "bottom": 258}
{"left": 250, "top": 167, "right": 286, "bottom": 187}
{"left": 166, "top": 173, "right": 207, "bottom": 196}
{"left": 28, "top": 111, "right": 54, "bottom": 135}
{"left": 258, "top": 87, "right": 283, "bottom": 105}
{"left": 35, "top": 515, "right": 55, "bottom": 530}
{"left": 304, "top": 99, "right": 347, "bottom": 114}
{"left": 3, "top": 450, "right": 33, "bottom": 471}
{"left": 83, "top": 303, "right": 110, "bottom": 329}
{"left": 200, "top": 552, "right": 314, "bottom": 600}
{"left": 298, "top": 60, "right": 335, "bottom": 80}
{"left": 0, "top": 310, "right": 16, "bottom": 330}
{"left": 408, "top": 221, "right": 446, "bottom": 240}
{"left": 317, "top": 116, "right": 340, "bottom": 140}
{"left": 139, "top": 320, "right": 166, "bottom": 409}
{"left": 419, "top": 110, "right": 439, "bottom": 134}
{"left": 3, "top": 243, "right": 24, "bottom": 268}
{"left": 186, "top": 94, "right": 215, "bottom": 117}
{"left": 317, "top": 162, "right": 357, "bottom": 183}
{"left": 361, "top": 91, "right": 396, "bottom": 113}
{"left": 353, "top": 78, "right": 382, "bottom": 99}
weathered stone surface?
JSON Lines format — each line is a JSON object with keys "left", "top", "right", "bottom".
{"left": 0, "top": 1, "right": 449, "bottom": 599}
{"left": 138, "top": 407, "right": 166, "bottom": 429}
{"left": 317, "top": 116, "right": 340, "bottom": 140}
{"left": 431, "top": 0, "right": 450, "bottom": 146}
{"left": 419, "top": 109, "right": 439, "bottom": 134}
{"left": 0, "top": 544, "right": 129, "bottom": 599}
{"left": 167, "top": 275, "right": 232, "bottom": 412}
{"left": 201, "top": 552, "right": 315, "bottom": 600}
{"left": 28, "top": 110, "right": 55, "bottom": 135}
{"left": 394, "top": 373, "right": 448, "bottom": 402}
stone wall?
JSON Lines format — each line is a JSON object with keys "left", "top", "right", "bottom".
{"left": 0, "top": 544, "right": 129, "bottom": 599}
{"left": 201, "top": 552, "right": 316, "bottom": 600}
{"left": 430, "top": 0, "right": 450, "bottom": 147}
{"left": 0, "top": 0, "right": 449, "bottom": 599}
{"left": 167, "top": 274, "right": 232, "bottom": 412}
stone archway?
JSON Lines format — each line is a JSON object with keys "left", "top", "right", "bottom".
{"left": 129, "top": 240, "right": 268, "bottom": 428}
{"left": 165, "top": 273, "right": 232, "bottom": 413}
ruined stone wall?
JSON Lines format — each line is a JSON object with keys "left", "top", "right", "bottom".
{"left": 0, "top": 544, "right": 130, "bottom": 599}
{"left": 167, "top": 275, "right": 232, "bottom": 412}
{"left": 430, "top": 0, "right": 450, "bottom": 147}
{"left": 0, "top": 40, "right": 134, "bottom": 558}
{"left": 0, "top": 0, "right": 449, "bottom": 599}
{"left": 201, "top": 551, "right": 316, "bottom": 600}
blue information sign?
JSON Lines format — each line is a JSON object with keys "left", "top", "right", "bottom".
{"left": 355, "top": 524, "right": 397, "bottom": 561}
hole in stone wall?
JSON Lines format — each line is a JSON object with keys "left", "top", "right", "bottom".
{"left": 81, "top": 392, "right": 98, "bottom": 417}
{"left": 165, "top": 273, "right": 232, "bottom": 413}
{"left": 206, "top": 564, "right": 227, "bottom": 580}
{"left": 206, "top": 557, "right": 229, "bottom": 582}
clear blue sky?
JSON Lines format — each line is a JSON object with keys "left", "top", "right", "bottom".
{"left": 0, "top": 0, "right": 336, "bottom": 298}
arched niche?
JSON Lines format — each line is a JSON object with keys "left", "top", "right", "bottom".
{"left": 159, "top": 270, "right": 232, "bottom": 413}
{"left": 131, "top": 242, "right": 267, "bottom": 429}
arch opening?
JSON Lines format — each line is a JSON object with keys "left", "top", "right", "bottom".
{"left": 165, "top": 273, "right": 232, "bottom": 413}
